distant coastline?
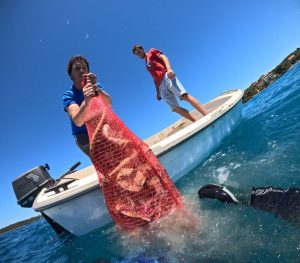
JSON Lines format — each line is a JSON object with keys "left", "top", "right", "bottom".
{"left": 242, "top": 48, "right": 300, "bottom": 103}
{"left": 0, "top": 216, "right": 42, "bottom": 235}
{"left": 2, "top": 48, "right": 299, "bottom": 236}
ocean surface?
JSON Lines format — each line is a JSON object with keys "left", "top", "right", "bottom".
{"left": 1, "top": 62, "right": 300, "bottom": 262}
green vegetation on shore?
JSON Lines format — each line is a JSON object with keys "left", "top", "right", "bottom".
{"left": 242, "top": 48, "right": 300, "bottom": 103}
{"left": 0, "top": 215, "right": 42, "bottom": 235}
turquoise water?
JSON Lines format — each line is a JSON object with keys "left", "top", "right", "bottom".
{"left": 2, "top": 63, "right": 300, "bottom": 262}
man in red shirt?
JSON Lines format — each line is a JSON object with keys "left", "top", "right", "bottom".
{"left": 132, "top": 45, "right": 208, "bottom": 122}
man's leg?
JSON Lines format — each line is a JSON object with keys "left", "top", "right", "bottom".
{"left": 181, "top": 93, "right": 208, "bottom": 116}
{"left": 169, "top": 77, "right": 208, "bottom": 116}
{"left": 172, "top": 106, "right": 196, "bottom": 122}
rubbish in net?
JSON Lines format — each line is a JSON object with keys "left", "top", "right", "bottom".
{"left": 84, "top": 90, "right": 182, "bottom": 230}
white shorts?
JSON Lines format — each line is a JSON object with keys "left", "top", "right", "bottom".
{"left": 159, "top": 74, "right": 187, "bottom": 110}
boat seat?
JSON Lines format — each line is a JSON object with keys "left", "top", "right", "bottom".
{"left": 44, "top": 178, "right": 77, "bottom": 194}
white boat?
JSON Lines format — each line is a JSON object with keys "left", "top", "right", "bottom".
{"left": 12, "top": 89, "right": 244, "bottom": 236}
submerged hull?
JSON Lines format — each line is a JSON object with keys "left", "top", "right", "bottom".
{"left": 33, "top": 89, "right": 244, "bottom": 236}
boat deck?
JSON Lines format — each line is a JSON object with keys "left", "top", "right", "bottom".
{"left": 144, "top": 95, "right": 231, "bottom": 146}
{"left": 60, "top": 93, "right": 233, "bottom": 182}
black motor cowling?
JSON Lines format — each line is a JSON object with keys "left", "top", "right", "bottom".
{"left": 12, "top": 164, "right": 54, "bottom": 208}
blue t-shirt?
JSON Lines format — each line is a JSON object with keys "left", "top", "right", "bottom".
{"left": 62, "top": 83, "right": 104, "bottom": 135}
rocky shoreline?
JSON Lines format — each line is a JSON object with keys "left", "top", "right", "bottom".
{"left": 242, "top": 48, "right": 300, "bottom": 103}
{"left": 0, "top": 216, "right": 42, "bottom": 235}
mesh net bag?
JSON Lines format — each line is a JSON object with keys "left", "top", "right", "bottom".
{"left": 85, "top": 93, "right": 182, "bottom": 230}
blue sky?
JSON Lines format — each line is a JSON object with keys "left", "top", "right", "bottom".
{"left": 1, "top": 0, "right": 299, "bottom": 228}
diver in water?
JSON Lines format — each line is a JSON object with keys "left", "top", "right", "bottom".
{"left": 198, "top": 184, "right": 300, "bottom": 227}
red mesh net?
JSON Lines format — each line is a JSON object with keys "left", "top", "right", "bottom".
{"left": 85, "top": 94, "right": 182, "bottom": 230}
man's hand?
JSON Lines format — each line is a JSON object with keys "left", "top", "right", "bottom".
{"left": 156, "top": 93, "right": 161, "bottom": 101}
{"left": 83, "top": 81, "right": 97, "bottom": 104}
{"left": 167, "top": 69, "right": 175, "bottom": 80}
{"left": 83, "top": 73, "right": 97, "bottom": 85}
{"left": 83, "top": 73, "right": 99, "bottom": 100}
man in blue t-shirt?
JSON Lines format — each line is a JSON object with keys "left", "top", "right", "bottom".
{"left": 62, "top": 55, "right": 112, "bottom": 156}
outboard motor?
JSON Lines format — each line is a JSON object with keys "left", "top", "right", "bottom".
{"left": 12, "top": 164, "right": 54, "bottom": 208}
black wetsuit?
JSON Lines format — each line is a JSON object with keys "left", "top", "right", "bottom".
{"left": 198, "top": 184, "right": 300, "bottom": 227}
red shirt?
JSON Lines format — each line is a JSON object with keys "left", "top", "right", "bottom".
{"left": 145, "top": 48, "right": 167, "bottom": 88}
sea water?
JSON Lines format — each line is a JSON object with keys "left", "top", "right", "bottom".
{"left": 1, "top": 62, "right": 300, "bottom": 262}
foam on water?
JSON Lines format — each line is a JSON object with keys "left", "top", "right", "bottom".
{"left": 213, "top": 166, "right": 230, "bottom": 184}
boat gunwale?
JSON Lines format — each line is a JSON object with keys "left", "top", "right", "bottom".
{"left": 33, "top": 175, "right": 100, "bottom": 211}
{"left": 33, "top": 89, "right": 244, "bottom": 211}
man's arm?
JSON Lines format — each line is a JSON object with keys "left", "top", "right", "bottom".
{"left": 67, "top": 102, "right": 88, "bottom": 127}
{"left": 66, "top": 81, "right": 95, "bottom": 127}
{"left": 158, "top": 54, "right": 176, "bottom": 79}
{"left": 67, "top": 82, "right": 112, "bottom": 127}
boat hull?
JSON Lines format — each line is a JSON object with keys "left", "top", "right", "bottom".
{"left": 42, "top": 188, "right": 112, "bottom": 236}
{"left": 34, "top": 90, "right": 244, "bottom": 236}
{"left": 159, "top": 100, "right": 242, "bottom": 182}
